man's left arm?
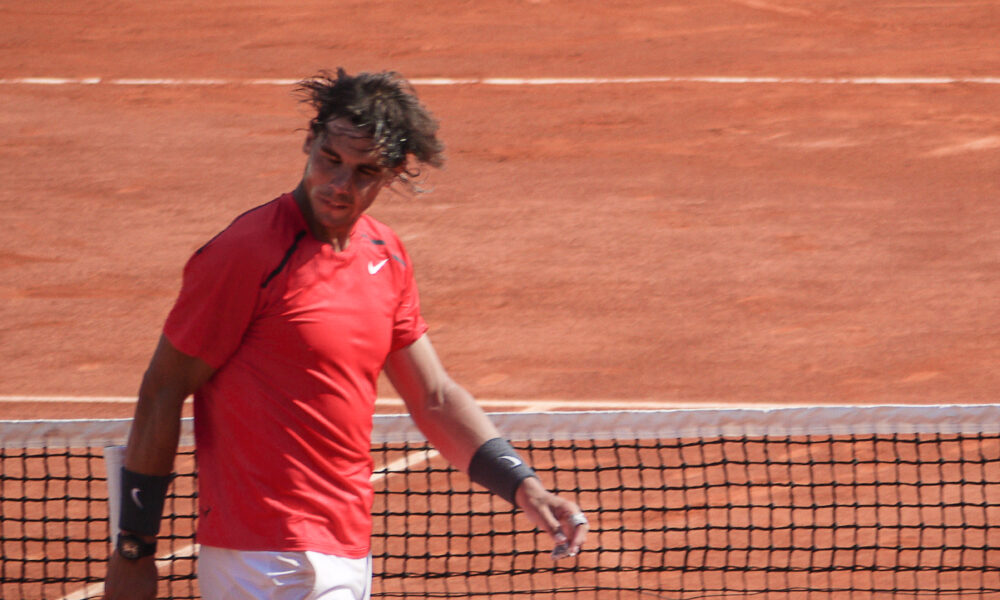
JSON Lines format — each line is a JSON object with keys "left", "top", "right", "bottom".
{"left": 384, "top": 334, "right": 588, "bottom": 558}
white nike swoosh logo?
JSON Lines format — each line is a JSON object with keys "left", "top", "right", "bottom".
{"left": 131, "top": 487, "right": 144, "bottom": 509}
{"left": 500, "top": 455, "right": 523, "bottom": 467}
{"left": 368, "top": 259, "right": 389, "bottom": 275}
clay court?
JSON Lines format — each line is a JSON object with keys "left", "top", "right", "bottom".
{"left": 2, "top": 1, "right": 999, "bottom": 419}
{"left": 1, "top": 2, "right": 1000, "bottom": 598}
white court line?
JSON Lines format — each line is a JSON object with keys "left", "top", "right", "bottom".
{"left": 0, "top": 395, "right": 801, "bottom": 410}
{"left": 59, "top": 583, "right": 105, "bottom": 600}
{"left": 1, "top": 76, "right": 999, "bottom": 86}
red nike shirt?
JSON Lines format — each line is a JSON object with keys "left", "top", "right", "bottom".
{"left": 164, "top": 193, "right": 427, "bottom": 557}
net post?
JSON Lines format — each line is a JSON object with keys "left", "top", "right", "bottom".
{"left": 104, "top": 445, "right": 125, "bottom": 550}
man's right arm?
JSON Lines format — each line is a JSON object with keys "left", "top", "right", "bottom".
{"left": 104, "top": 334, "right": 215, "bottom": 600}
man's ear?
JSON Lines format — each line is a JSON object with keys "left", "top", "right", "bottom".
{"left": 390, "top": 162, "right": 408, "bottom": 178}
{"left": 303, "top": 131, "right": 317, "bottom": 154}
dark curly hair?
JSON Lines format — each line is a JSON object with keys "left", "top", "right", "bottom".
{"left": 296, "top": 69, "right": 445, "bottom": 188}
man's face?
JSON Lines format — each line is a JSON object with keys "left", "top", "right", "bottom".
{"left": 299, "top": 118, "right": 392, "bottom": 241}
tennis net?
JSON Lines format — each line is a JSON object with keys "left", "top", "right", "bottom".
{"left": 2, "top": 405, "right": 1000, "bottom": 599}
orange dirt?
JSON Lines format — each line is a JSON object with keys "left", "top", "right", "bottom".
{"left": 1, "top": 1, "right": 999, "bottom": 419}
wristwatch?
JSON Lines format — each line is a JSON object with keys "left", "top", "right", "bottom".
{"left": 116, "top": 532, "right": 157, "bottom": 560}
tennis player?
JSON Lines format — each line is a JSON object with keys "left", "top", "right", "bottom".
{"left": 103, "top": 69, "right": 588, "bottom": 600}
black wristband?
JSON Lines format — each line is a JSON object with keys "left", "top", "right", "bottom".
{"left": 467, "top": 438, "right": 537, "bottom": 505}
{"left": 119, "top": 468, "right": 172, "bottom": 536}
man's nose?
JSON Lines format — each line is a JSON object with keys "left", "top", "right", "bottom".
{"left": 328, "top": 166, "right": 355, "bottom": 193}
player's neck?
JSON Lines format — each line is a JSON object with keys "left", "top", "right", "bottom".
{"left": 292, "top": 184, "right": 352, "bottom": 252}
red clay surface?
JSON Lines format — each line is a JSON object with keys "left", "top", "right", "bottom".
{"left": 2, "top": 1, "right": 1000, "bottom": 420}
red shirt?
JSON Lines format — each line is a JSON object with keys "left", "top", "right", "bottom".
{"left": 163, "top": 193, "right": 427, "bottom": 557}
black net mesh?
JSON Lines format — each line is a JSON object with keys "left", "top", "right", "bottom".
{"left": 2, "top": 409, "right": 999, "bottom": 599}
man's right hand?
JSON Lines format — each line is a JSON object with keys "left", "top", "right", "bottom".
{"left": 104, "top": 552, "right": 157, "bottom": 600}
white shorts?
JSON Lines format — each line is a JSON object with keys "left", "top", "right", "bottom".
{"left": 198, "top": 545, "right": 372, "bottom": 600}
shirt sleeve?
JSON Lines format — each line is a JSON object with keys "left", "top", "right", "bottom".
{"left": 389, "top": 246, "right": 429, "bottom": 352}
{"left": 163, "top": 234, "right": 264, "bottom": 369}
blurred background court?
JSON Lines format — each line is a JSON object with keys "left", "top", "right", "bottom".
{"left": 2, "top": 0, "right": 999, "bottom": 418}
{"left": 1, "top": 2, "right": 999, "bottom": 599}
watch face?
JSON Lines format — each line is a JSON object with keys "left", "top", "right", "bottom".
{"left": 117, "top": 534, "right": 153, "bottom": 559}
{"left": 120, "top": 538, "right": 141, "bottom": 558}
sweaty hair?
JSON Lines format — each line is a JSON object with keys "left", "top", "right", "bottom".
{"left": 296, "top": 69, "right": 445, "bottom": 186}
